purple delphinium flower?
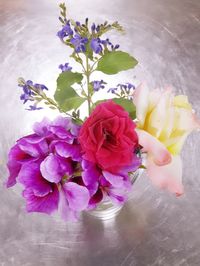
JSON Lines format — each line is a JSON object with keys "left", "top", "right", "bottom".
{"left": 82, "top": 155, "right": 141, "bottom": 209}
{"left": 92, "top": 80, "right": 106, "bottom": 92}
{"left": 19, "top": 80, "right": 49, "bottom": 110}
{"left": 6, "top": 117, "right": 90, "bottom": 220}
{"left": 101, "top": 38, "right": 120, "bottom": 51}
{"left": 26, "top": 105, "right": 43, "bottom": 111}
{"left": 58, "top": 62, "right": 72, "bottom": 72}
{"left": 117, "top": 83, "right": 135, "bottom": 93}
{"left": 91, "top": 23, "right": 96, "bottom": 32}
{"left": 90, "top": 38, "right": 103, "bottom": 54}
{"left": 70, "top": 34, "right": 88, "bottom": 53}
{"left": 57, "top": 21, "right": 73, "bottom": 40}
{"left": 107, "top": 87, "right": 118, "bottom": 93}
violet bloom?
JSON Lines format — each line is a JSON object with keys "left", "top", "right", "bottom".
{"left": 92, "top": 80, "right": 105, "bottom": 92}
{"left": 70, "top": 34, "right": 88, "bottom": 53}
{"left": 58, "top": 62, "right": 72, "bottom": 72}
{"left": 90, "top": 38, "right": 103, "bottom": 54}
{"left": 19, "top": 80, "right": 48, "bottom": 111}
{"left": 6, "top": 117, "right": 90, "bottom": 220}
{"left": 82, "top": 155, "right": 141, "bottom": 208}
{"left": 101, "top": 38, "right": 120, "bottom": 51}
{"left": 107, "top": 87, "right": 118, "bottom": 94}
{"left": 91, "top": 23, "right": 96, "bottom": 32}
{"left": 57, "top": 21, "right": 73, "bottom": 40}
{"left": 117, "top": 83, "right": 135, "bottom": 93}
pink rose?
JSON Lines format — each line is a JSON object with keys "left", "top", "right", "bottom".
{"left": 79, "top": 100, "right": 139, "bottom": 172}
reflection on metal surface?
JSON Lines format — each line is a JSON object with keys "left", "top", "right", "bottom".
{"left": 0, "top": 0, "right": 200, "bottom": 265}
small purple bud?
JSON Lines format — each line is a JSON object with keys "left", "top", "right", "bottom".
{"left": 91, "top": 23, "right": 96, "bottom": 32}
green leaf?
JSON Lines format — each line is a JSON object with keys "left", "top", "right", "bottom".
{"left": 97, "top": 51, "right": 138, "bottom": 75}
{"left": 112, "top": 98, "right": 136, "bottom": 119}
{"left": 57, "top": 72, "right": 83, "bottom": 88}
{"left": 54, "top": 72, "right": 86, "bottom": 112}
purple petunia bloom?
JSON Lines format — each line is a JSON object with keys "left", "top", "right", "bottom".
{"left": 70, "top": 34, "right": 88, "bottom": 53}
{"left": 6, "top": 117, "right": 90, "bottom": 220}
{"left": 92, "top": 80, "right": 105, "bottom": 91}
{"left": 90, "top": 38, "right": 103, "bottom": 54}
{"left": 58, "top": 62, "right": 72, "bottom": 72}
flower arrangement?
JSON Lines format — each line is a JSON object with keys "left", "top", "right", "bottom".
{"left": 6, "top": 3, "right": 200, "bottom": 221}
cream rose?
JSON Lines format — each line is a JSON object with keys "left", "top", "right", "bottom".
{"left": 133, "top": 83, "right": 200, "bottom": 195}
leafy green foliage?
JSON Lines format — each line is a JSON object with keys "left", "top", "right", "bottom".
{"left": 97, "top": 51, "right": 138, "bottom": 74}
{"left": 112, "top": 98, "right": 136, "bottom": 119}
{"left": 54, "top": 72, "right": 86, "bottom": 112}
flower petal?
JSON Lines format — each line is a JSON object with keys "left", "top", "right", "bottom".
{"left": 82, "top": 160, "right": 100, "bottom": 186}
{"left": 6, "top": 144, "right": 25, "bottom": 188}
{"left": 146, "top": 155, "right": 184, "bottom": 196}
{"left": 147, "top": 88, "right": 173, "bottom": 138}
{"left": 102, "top": 171, "right": 125, "bottom": 188}
{"left": 55, "top": 141, "right": 81, "bottom": 161}
{"left": 22, "top": 185, "right": 59, "bottom": 215}
{"left": 136, "top": 129, "right": 171, "bottom": 166}
{"left": 132, "top": 83, "right": 149, "bottom": 128}
{"left": 18, "top": 162, "right": 52, "bottom": 196}
{"left": 40, "top": 154, "right": 63, "bottom": 183}
{"left": 63, "top": 182, "right": 89, "bottom": 211}
{"left": 58, "top": 188, "right": 78, "bottom": 221}
{"left": 33, "top": 117, "right": 51, "bottom": 136}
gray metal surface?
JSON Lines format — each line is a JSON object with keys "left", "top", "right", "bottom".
{"left": 0, "top": 0, "right": 200, "bottom": 265}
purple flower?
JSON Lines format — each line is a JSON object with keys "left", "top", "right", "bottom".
{"left": 26, "top": 105, "right": 43, "bottom": 111}
{"left": 76, "top": 21, "right": 81, "bottom": 27}
{"left": 100, "top": 38, "right": 120, "bottom": 51}
{"left": 19, "top": 80, "right": 48, "bottom": 111}
{"left": 82, "top": 156, "right": 141, "bottom": 208}
{"left": 70, "top": 34, "right": 88, "bottom": 53}
{"left": 117, "top": 83, "right": 135, "bottom": 93}
{"left": 107, "top": 87, "right": 118, "bottom": 93}
{"left": 92, "top": 80, "right": 105, "bottom": 91}
{"left": 6, "top": 117, "right": 90, "bottom": 220}
{"left": 34, "top": 84, "right": 48, "bottom": 91}
{"left": 90, "top": 38, "right": 103, "bottom": 54}
{"left": 58, "top": 62, "right": 72, "bottom": 72}
{"left": 117, "top": 83, "right": 134, "bottom": 90}
{"left": 91, "top": 23, "right": 96, "bottom": 32}
{"left": 57, "top": 21, "right": 73, "bottom": 40}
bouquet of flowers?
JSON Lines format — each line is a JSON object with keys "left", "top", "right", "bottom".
{"left": 5, "top": 3, "right": 200, "bottom": 221}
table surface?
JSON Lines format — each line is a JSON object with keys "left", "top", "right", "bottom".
{"left": 0, "top": 0, "right": 200, "bottom": 265}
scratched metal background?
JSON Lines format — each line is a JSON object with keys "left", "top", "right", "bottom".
{"left": 0, "top": 0, "right": 200, "bottom": 265}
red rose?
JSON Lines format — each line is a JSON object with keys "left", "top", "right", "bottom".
{"left": 79, "top": 100, "right": 138, "bottom": 172}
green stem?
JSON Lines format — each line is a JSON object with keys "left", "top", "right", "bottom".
{"left": 85, "top": 55, "right": 91, "bottom": 115}
{"left": 18, "top": 78, "right": 83, "bottom": 123}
